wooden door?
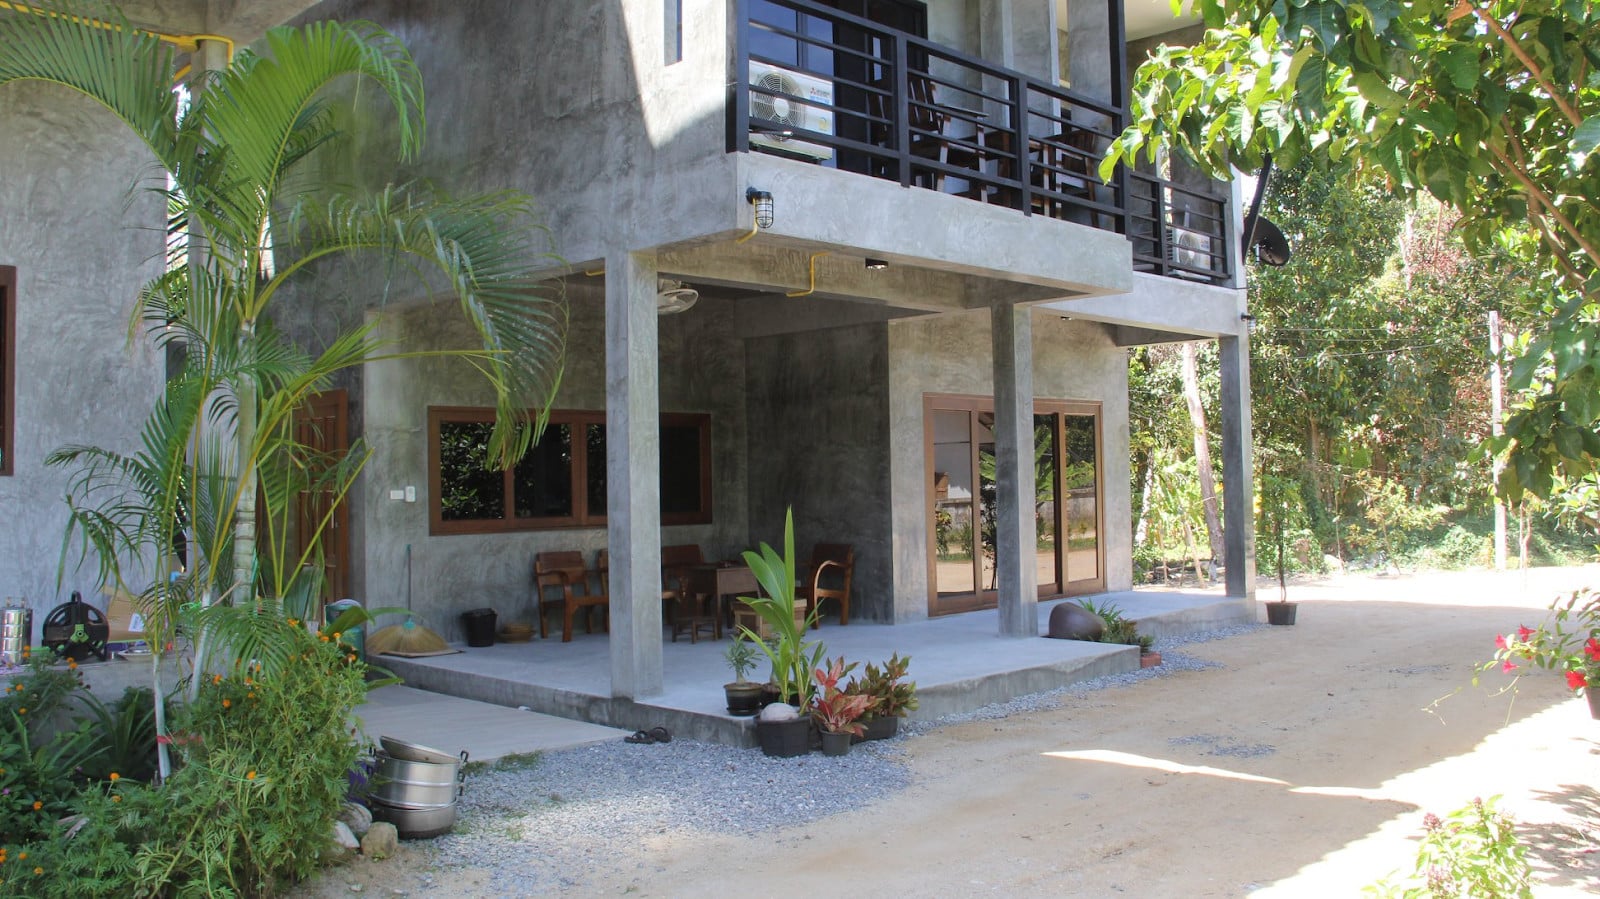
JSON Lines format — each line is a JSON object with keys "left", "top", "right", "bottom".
{"left": 293, "top": 390, "right": 350, "bottom": 603}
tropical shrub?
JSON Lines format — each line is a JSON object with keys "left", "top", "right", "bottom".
{"left": 1365, "top": 797, "right": 1532, "bottom": 899}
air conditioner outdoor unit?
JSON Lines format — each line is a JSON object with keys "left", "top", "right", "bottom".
{"left": 748, "top": 61, "right": 835, "bottom": 160}
{"left": 1167, "top": 213, "right": 1214, "bottom": 277}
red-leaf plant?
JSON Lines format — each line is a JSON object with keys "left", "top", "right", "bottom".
{"left": 811, "top": 656, "right": 871, "bottom": 737}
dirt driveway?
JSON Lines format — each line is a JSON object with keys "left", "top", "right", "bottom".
{"left": 321, "top": 566, "right": 1600, "bottom": 896}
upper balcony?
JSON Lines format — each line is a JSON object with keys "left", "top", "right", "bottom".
{"left": 726, "top": 0, "right": 1234, "bottom": 287}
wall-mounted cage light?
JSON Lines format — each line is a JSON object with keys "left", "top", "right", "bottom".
{"left": 747, "top": 188, "right": 774, "bottom": 229}
{"left": 1240, "top": 313, "right": 1257, "bottom": 333}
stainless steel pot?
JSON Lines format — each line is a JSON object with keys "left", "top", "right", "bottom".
{"left": 372, "top": 750, "right": 466, "bottom": 809}
{"left": 380, "top": 735, "right": 459, "bottom": 765}
{"left": 369, "top": 798, "right": 458, "bottom": 839}
{"left": 1, "top": 604, "right": 31, "bottom": 666}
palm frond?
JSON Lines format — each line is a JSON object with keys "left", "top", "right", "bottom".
{"left": 274, "top": 184, "right": 568, "bottom": 467}
{"left": 0, "top": 1, "right": 181, "bottom": 171}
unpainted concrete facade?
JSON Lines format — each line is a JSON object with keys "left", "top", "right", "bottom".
{"left": 0, "top": 0, "right": 1254, "bottom": 698}
{"left": 0, "top": 83, "right": 166, "bottom": 626}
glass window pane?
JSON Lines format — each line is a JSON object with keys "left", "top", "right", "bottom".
{"left": 586, "top": 423, "right": 606, "bottom": 517}
{"left": 661, "top": 423, "right": 703, "bottom": 516}
{"left": 977, "top": 412, "right": 997, "bottom": 592}
{"left": 1034, "top": 415, "right": 1059, "bottom": 590}
{"left": 1063, "top": 414, "right": 1098, "bottom": 582}
{"left": 932, "top": 409, "right": 975, "bottom": 596}
{"left": 438, "top": 421, "right": 504, "bottom": 521}
{"left": 513, "top": 424, "right": 573, "bottom": 519}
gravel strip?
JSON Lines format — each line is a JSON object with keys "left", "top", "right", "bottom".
{"left": 419, "top": 623, "right": 1262, "bottom": 894}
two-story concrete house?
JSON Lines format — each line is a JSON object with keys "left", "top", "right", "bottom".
{"left": 1, "top": 0, "right": 1253, "bottom": 703}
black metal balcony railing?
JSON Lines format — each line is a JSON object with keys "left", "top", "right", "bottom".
{"left": 729, "top": 0, "right": 1233, "bottom": 287}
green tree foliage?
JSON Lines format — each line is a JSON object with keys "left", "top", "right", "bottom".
{"left": 1106, "top": 0, "right": 1600, "bottom": 502}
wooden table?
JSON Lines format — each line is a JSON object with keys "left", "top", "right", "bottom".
{"left": 684, "top": 564, "right": 760, "bottom": 640}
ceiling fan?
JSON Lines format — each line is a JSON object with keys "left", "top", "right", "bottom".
{"left": 656, "top": 278, "right": 698, "bottom": 314}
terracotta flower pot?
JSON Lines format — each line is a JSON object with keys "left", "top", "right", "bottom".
{"left": 1587, "top": 689, "right": 1600, "bottom": 721}
{"left": 1140, "top": 651, "right": 1162, "bottom": 668}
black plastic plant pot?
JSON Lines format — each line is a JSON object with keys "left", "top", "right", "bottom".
{"left": 756, "top": 716, "right": 811, "bottom": 757}
{"left": 1266, "top": 602, "right": 1298, "bottom": 626}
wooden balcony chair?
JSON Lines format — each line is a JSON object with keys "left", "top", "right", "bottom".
{"left": 797, "top": 543, "right": 855, "bottom": 628}
{"left": 868, "top": 73, "right": 982, "bottom": 191}
{"left": 660, "top": 544, "right": 715, "bottom": 643}
{"left": 533, "top": 550, "right": 608, "bottom": 643}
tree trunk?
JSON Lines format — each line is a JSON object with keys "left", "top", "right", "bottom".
{"left": 1181, "top": 342, "right": 1226, "bottom": 564}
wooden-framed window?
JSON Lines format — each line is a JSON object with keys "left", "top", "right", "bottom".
{"left": 427, "top": 406, "right": 713, "bottom": 535}
{"left": 0, "top": 266, "right": 14, "bottom": 476}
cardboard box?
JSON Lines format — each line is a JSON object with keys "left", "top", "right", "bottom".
{"left": 100, "top": 588, "right": 148, "bottom": 643}
{"left": 731, "top": 602, "right": 807, "bottom": 641}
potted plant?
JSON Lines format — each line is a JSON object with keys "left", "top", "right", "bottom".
{"left": 740, "top": 508, "right": 826, "bottom": 757}
{"left": 1484, "top": 588, "right": 1600, "bottom": 718}
{"left": 847, "top": 652, "right": 917, "bottom": 741}
{"left": 723, "top": 633, "right": 763, "bottom": 716}
{"left": 1260, "top": 473, "right": 1299, "bottom": 625}
{"left": 1135, "top": 633, "right": 1161, "bottom": 668}
{"left": 811, "top": 657, "right": 870, "bottom": 756}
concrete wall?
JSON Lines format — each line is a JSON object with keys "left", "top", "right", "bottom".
{"left": 886, "top": 307, "right": 1133, "bottom": 621}
{"left": 744, "top": 320, "right": 893, "bottom": 621}
{"left": 358, "top": 282, "right": 749, "bottom": 642}
{"left": 0, "top": 84, "right": 166, "bottom": 633}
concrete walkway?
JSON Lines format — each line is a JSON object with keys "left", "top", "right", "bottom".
{"left": 353, "top": 685, "right": 629, "bottom": 764}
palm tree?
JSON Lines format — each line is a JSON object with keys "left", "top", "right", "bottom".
{"left": 1, "top": 3, "right": 566, "bottom": 720}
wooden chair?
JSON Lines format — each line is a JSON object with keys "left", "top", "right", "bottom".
{"left": 660, "top": 544, "right": 715, "bottom": 643}
{"left": 797, "top": 543, "right": 855, "bottom": 628}
{"left": 869, "top": 73, "right": 982, "bottom": 191}
{"left": 533, "top": 550, "right": 608, "bottom": 643}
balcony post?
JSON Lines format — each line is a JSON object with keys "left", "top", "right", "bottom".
{"left": 605, "top": 249, "right": 664, "bottom": 699}
{"left": 991, "top": 301, "right": 1039, "bottom": 637}
{"left": 1219, "top": 326, "right": 1257, "bottom": 601}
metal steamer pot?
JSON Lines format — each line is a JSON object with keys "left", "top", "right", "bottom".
{"left": 368, "top": 743, "right": 467, "bottom": 839}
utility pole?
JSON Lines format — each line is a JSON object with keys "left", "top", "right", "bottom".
{"left": 1489, "top": 311, "right": 1507, "bottom": 570}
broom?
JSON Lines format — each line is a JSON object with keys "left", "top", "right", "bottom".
{"left": 367, "top": 545, "right": 450, "bottom": 656}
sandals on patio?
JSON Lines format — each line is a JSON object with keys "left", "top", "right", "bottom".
{"left": 623, "top": 726, "right": 673, "bottom": 745}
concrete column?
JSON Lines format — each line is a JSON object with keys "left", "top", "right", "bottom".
{"left": 605, "top": 250, "right": 664, "bottom": 699}
{"left": 1218, "top": 330, "right": 1256, "bottom": 599}
{"left": 1066, "top": 0, "right": 1112, "bottom": 100}
{"left": 991, "top": 302, "right": 1038, "bottom": 636}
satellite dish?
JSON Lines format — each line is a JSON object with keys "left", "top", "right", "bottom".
{"left": 656, "top": 278, "right": 698, "bottom": 315}
{"left": 1253, "top": 217, "right": 1292, "bottom": 267}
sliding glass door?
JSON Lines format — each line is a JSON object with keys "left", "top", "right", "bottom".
{"left": 926, "top": 395, "right": 1103, "bottom": 616}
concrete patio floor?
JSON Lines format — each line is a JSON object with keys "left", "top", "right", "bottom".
{"left": 376, "top": 588, "right": 1253, "bottom": 747}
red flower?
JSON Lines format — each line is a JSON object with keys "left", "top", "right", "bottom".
{"left": 1495, "top": 634, "right": 1508, "bottom": 650}
{"left": 1516, "top": 625, "right": 1535, "bottom": 642}
{"left": 1566, "top": 670, "right": 1588, "bottom": 691}
{"left": 1501, "top": 659, "right": 1518, "bottom": 673}
{"left": 1585, "top": 638, "right": 1600, "bottom": 661}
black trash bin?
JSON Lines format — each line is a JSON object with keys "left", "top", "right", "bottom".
{"left": 460, "top": 608, "right": 497, "bottom": 647}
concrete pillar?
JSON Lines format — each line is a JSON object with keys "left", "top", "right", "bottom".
{"left": 1066, "top": 0, "right": 1112, "bottom": 100}
{"left": 605, "top": 250, "right": 664, "bottom": 699}
{"left": 991, "top": 302, "right": 1038, "bottom": 636}
{"left": 1218, "top": 330, "right": 1256, "bottom": 599}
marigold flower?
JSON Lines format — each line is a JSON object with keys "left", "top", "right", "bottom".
{"left": 112, "top": 795, "right": 121, "bottom": 803}
{"left": 246, "top": 770, "right": 257, "bottom": 780}
{"left": 222, "top": 698, "right": 232, "bottom": 708}
{"left": 33, "top": 867, "right": 41, "bottom": 876}
{"left": 17, "top": 853, "right": 24, "bottom": 861}
{"left": 1566, "top": 670, "right": 1588, "bottom": 690}
{"left": 1501, "top": 659, "right": 1517, "bottom": 673}
{"left": 109, "top": 772, "right": 119, "bottom": 782}
{"left": 67, "top": 659, "right": 76, "bottom": 669}
{"left": 213, "top": 674, "right": 222, "bottom": 684}
{"left": 31, "top": 801, "right": 41, "bottom": 810}
{"left": 320, "top": 635, "right": 329, "bottom": 642}
{"left": 17, "top": 707, "right": 24, "bottom": 715}
{"left": 247, "top": 692, "right": 255, "bottom": 700}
